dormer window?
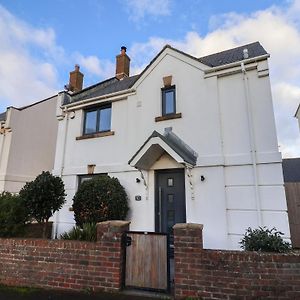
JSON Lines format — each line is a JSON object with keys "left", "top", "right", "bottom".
{"left": 83, "top": 104, "right": 111, "bottom": 135}
{"left": 162, "top": 86, "right": 176, "bottom": 116}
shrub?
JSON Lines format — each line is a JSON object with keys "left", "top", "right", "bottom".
{"left": 0, "top": 192, "right": 28, "bottom": 237}
{"left": 19, "top": 171, "right": 66, "bottom": 238}
{"left": 60, "top": 223, "right": 97, "bottom": 242}
{"left": 73, "top": 176, "right": 129, "bottom": 227}
{"left": 240, "top": 226, "right": 291, "bottom": 253}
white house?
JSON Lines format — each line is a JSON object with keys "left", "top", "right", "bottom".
{"left": 0, "top": 97, "right": 58, "bottom": 193}
{"left": 53, "top": 43, "right": 290, "bottom": 250}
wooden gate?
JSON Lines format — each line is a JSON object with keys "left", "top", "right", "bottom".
{"left": 285, "top": 182, "right": 300, "bottom": 248}
{"left": 124, "top": 232, "right": 169, "bottom": 292}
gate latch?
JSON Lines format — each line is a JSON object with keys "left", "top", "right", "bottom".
{"left": 125, "top": 236, "right": 132, "bottom": 247}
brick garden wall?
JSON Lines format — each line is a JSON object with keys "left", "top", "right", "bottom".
{"left": 0, "top": 221, "right": 129, "bottom": 293}
{"left": 1, "top": 221, "right": 300, "bottom": 298}
{"left": 174, "top": 223, "right": 300, "bottom": 299}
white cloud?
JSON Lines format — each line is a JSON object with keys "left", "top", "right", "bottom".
{"left": 75, "top": 54, "right": 115, "bottom": 80}
{"left": 129, "top": 1, "right": 300, "bottom": 157}
{"left": 124, "top": 0, "right": 171, "bottom": 22}
{"left": 0, "top": 5, "right": 62, "bottom": 108}
{"left": 0, "top": 4, "right": 116, "bottom": 111}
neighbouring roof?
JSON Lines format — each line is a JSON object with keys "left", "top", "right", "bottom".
{"left": 0, "top": 95, "right": 57, "bottom": 122}
{"left": 128, "top": 129, "right": 198, "bottom": 169}
{"left": 282, "top": 158, "right": 300, "bottom": 182}
{"left": 199, "top": 42, "right": 268, "bottom": 67}
{"left": 0, "top": 112, "right": 6, "bottom": 122}
{"left": 63, "top": 75, "right": 140, "bottom": 105}
{"left": 295, "top": 104, "right": 300, "bottom": 118}
{"left": 63, "top": 41, "right": 268, "bottom": 106}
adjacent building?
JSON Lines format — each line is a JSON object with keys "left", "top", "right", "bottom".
{"left": 0, "top": 97, "right": 58, "bottom": 193}
{"left": 53, "top": 42, "right": 290, "bottom": 249}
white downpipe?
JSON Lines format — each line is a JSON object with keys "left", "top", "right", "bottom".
{"left": 53, "top": 107, "right": 70, "bottom": 238}
{"left": 241, "top": 62, "right": 262, "bottom": 226}
{"left": 0, "top": 125, "right": 6, "bottom": 174}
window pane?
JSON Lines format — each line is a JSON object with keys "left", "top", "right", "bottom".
{"left": 84, "top": 110, "right": 97, "bottom": 134}
{"left": 99, "top": 107, "right": 111, "bottom": 131}
{"left": 168, "top": 178, "right": 174, "bottom": 187}
{"left": 165, "top": 90, "right": 175, "bottom": 114}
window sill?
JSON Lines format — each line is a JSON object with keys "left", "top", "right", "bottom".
{"left": 155, "top": 113, "right": 182, "bottom": 122}
{"left": 76, "top": 131, "right": 115, "bottom": 140}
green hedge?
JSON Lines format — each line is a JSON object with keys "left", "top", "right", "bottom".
{"left": 0, "top": 192, "right": 28, "bottom": 237}
{"left": 240, "top": 227, "right": 291, "bottom": 253}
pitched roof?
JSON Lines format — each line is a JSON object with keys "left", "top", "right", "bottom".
{"left": 0, "top": 112, "right": 6, "bottom": 122}
{"left": 63, "top": 75, "right": 140, "bottom": 105}
{"left": 282, "top": 158, "right": 300, "bottom": 182}
{"left": 295, "top": 104, "right": 300, "bottom": 118}
{"left": 63, "top": 41, "right": 268, "bottom": 106}
{"left": 128, "top": 129, "right": 198, "bottom": 169}
{"left": 198, "top": 42, "right": 268, "bottom": 67}
{"left": 0, "top": 95, "right": 56, "bottom": 122}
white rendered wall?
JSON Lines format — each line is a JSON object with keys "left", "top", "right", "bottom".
{"left": 53, "top": 49, "right": 289, "bottom": 249}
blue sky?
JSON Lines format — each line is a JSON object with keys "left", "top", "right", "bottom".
{"left": 0, "top": 0, "right": 300, "bottom": 156}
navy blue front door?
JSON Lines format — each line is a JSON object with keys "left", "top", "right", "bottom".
{"left": 155, "top": 169, "right": 186, "bottom": 239}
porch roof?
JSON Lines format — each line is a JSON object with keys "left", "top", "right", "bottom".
{"left": 128, "top": 129, "right": 198, "bottom": 170}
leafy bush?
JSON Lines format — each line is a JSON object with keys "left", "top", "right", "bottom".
{"left": 73, "top": 176, "right": 129, "bottom": 227}
{"left": 0, "top": 192, "right": 28, "bottom": 237}
{"left": 60, "top": 223, "right": 97, "bottom": 242}
{"left": 19, "top": 171, "right": 66, "bottom": 238}
{"left": 240, "top": 227, "right": 291, "bottom": 253}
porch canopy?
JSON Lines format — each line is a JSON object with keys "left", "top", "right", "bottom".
{"left": 128, "top": 128, "right": 198, "bottom": 170}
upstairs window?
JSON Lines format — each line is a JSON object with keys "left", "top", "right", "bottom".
{"left": 162, "top": 86, "right": 176, "bottom": 116}
{"left": 83, "top": 104, "right": 111, "bottom": 135}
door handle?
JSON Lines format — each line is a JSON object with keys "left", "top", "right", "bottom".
{"left": 159, "top": 187, "right": 162, "bottom": 232}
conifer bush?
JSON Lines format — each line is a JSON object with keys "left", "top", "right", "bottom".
{"left": 73, "top": 176, "right": 129, "bottom": 227}
{"left": 19, "top": 171, "right": 66, "bottom": 238}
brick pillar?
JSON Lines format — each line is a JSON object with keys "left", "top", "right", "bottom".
{"left": 173, "top": 223, "right": 203, "bottom": 299}
{"left": 96, "top": 220, "right": 130, "bottom": 291}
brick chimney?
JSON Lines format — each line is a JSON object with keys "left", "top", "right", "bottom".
{"left": 69, "top": 64, "right": 84, "bottom": 92}
{"left": 116, "top": 46, "right": 130, "bottom": 80}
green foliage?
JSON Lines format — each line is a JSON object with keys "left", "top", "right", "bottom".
{"left": 60, "top": 223, "right": 97, "bottom": 242}
{"left": 0, "top": 192, "right": 28, "bottom": 237}
{"left": 73, "top": 176, "right": 129, "bottom": 227}
{"left": 240, "top": 227, "right": 291, "bottom": 253}
{"left": 19, "top": 171, "right": 66, "bottom": 238}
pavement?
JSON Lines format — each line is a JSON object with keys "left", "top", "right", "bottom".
{"left": 0, "top": 286, "right": 170, "bottom": 300}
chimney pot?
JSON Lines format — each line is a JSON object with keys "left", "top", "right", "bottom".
{"left": 116, "top": 46, "right": 130, "bottom": 80}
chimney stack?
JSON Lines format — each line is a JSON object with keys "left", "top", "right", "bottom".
{"left": 116, "top": 46, "right": 130, "bottom": 80}
{"left": 69, "top": 64, "right": 84, "bottom": 92}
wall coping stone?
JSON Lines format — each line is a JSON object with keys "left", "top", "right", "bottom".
{"left": 173, "top": 223, "right": 203, "bottom": 230}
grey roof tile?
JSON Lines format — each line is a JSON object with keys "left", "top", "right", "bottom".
{"left": 128, "top": 129, "right": 198, "bottom": 167}
{"left": 0, "top": 112, "right": 6, "bottom": 122}
{"left": 199, "top": 42, "right": 268, "bottom": 67}
{"left": 64, "top": 75, "right": 140, "bottom": 105}
{"left": 64, "top": 42, "right": 267, "bottom": 106}
{"left": 282, "top": 158, "right": 300, "bottom": 182}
